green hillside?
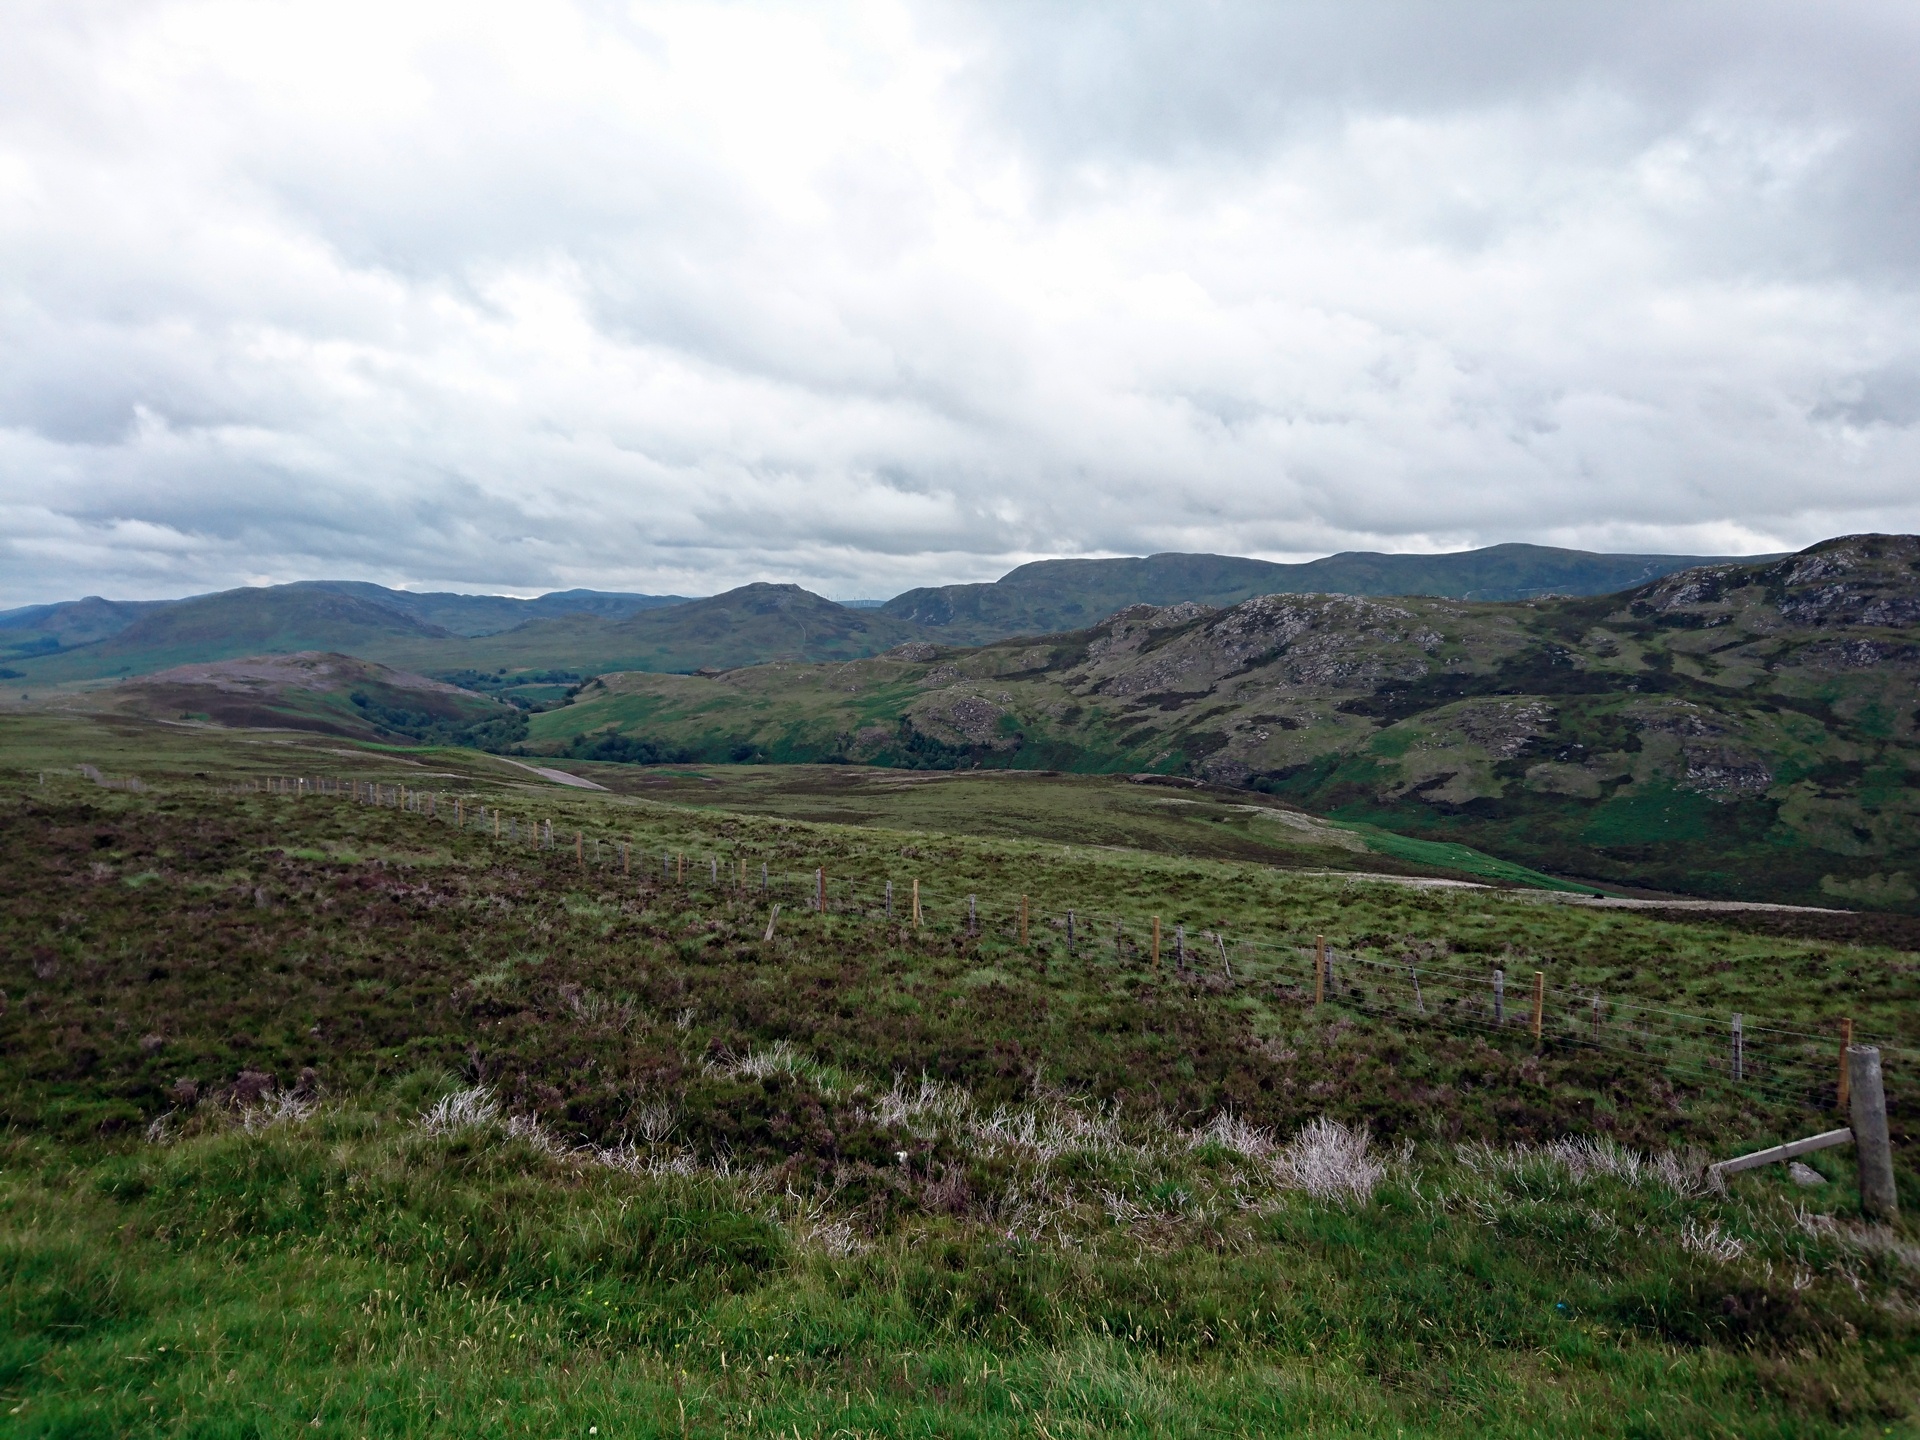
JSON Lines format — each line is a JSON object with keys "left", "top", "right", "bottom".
{"left": 12, "top": 586, "right": 454, "bottom": 684}
{"left": 880, "top": 543, "right": 1767, "bottom": 644}
{"left": 524, "top": 535, "right": 1920, "bottom": 910}
{"left": 373, "top": 582, "right": 928, "bottom": 677}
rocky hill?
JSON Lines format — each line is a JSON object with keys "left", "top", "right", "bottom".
{"left": 529, "top": 535, "right": 1920, "bottom": 908}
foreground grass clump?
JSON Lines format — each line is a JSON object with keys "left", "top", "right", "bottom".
{"left": 6, "top": 1083, "right": 1919, "bottom": 1437}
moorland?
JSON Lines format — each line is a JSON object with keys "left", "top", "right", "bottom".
{"left": 1, "top": 709, "right": 1918, "bottom": 1435}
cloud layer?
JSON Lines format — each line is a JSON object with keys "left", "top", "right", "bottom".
{"left": 4, "top": 0, "right": 1918, "bottom": 605}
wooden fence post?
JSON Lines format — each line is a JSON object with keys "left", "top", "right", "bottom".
{"left": 816, "top": 867, "right": 825, "bottom": 912}
{"left": 577, "top": 831, "right": 584, "bottom": 869}
{"left": 1152, "top": 917, "right": 1161, "bottom": 969}
{"left": 1066, "top": 910, "right": 1074, "bottom": 956}
{"left": 968, "top": 894, "right": 976, "bottom": 935}
{"left": 1531, "top": 971, "right": 1544, "bottom": 1044}
{"left": 1731, "top": 1013, "right": 1744, "bottom": 1081}
{"left": 494, "top": 811, "right": 501, "bottom": 840}
{"left": 1493, "top": 969, "right": 1505, "bottom": 1026}
{"left": 762, "top": 862, "right": 768, "bottom": 895}
{"left": 1848, "top": 1046, "right": 1898, "bottom": 1221}
{"left": 1314, "top": 935, "right": 1325, "bottom": 1004}
{"left": 711, "top": 855, "right": 718, "bottom": 885}
{"left": 912, "top": 879, "right": 921, "bottom": 927}
{"left": 1591, "top": 994, "right": 1602, "bottom": 1043}
{"left": 1174, "top": 924, "right": 1186, "bottom": 973}
{"left": 1020, "top": 895, "right": 1029, "bottom": 946}
{"left": 886, "top": 880, "right": 893, "bottom": 919}
{"left": 1215, "top": 932, "right": 1232, "bottom": 980}
{"left": 1839, "top": 1017, "right": 1855, "bottom": 1110}
{"left": 1406, "top": 959, "right": 1424, "bottom": 1014}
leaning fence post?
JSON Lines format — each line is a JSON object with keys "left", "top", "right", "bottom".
{"left": 1848, "top": 1046, "right": 1898, "bottom": 1221}
{"left": 1214, "top": 932, "right": 1232, "bottom": 980}
{"left": 1406, "top": 959, "right": 1424, "bottom": 1014}
{"left": 1531, "top": 971, "right": 1544, "bottom": 1044}
{"left": 1493, "top": 969, "right": 1505, "bottom": 1026}
{"left": 1839, "top": 1017, "right": 1855, "bottom": 1111}
{"left": 1731, "top": 1013, "right": 1744, "bottom": 1081}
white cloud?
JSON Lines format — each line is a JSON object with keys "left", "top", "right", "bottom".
{"left": 2, "top": 0, "right": 1918, "bottom": 606}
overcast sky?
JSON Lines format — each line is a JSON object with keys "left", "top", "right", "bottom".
{"left": 4, "top": 1, "right": 1918, "bottom": 606}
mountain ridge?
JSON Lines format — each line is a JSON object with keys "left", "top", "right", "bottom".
{"left": 7, "top": 542, "right": 1782, "bottom": 682}
{"left": 522, "top": 533, "right": 1920, "bottom": 911}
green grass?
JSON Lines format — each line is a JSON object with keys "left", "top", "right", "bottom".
{"left": 4, "top": 711, "right": 1920, "bottom": 1434}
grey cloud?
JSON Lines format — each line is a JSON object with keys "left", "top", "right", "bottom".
{"left": 1, "top": 2, "right": 1918, "bottom": 610}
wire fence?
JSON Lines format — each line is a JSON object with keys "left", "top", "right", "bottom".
{"left": 248, "top": 774, "right": 1904, "bottom": 1118}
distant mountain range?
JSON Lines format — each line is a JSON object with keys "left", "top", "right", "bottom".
{"left": 2, "top": 543, "right": 1767, "bottom": 684}
{"left": 877, "top": 544, "right": 1772, "bottom": 642}
{"left": 521, "top": 534, "right": 1920, "bottom": 911}
{"left": 61, "top": 533, "right": 1920, "bottom": 910}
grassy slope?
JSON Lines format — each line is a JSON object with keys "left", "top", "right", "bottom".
{"left": 528, "top": 537, "right": 1920, "bottom": 910}
{"left": 2, "top": 713, "right": 1918, "bottom": 1435}
{"left": 95, "top": 652, "right": 521, "bottom": 743}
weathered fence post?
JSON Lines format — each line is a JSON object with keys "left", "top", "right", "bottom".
{"left": 816, "top": 867, "right": 825, "bottom": 912}
{"left": 1493, "top": 969, "right": 1505, "bottom": 1026}
{"left": 1406, "top": 959, "right": 1424, "bottom": 1014}
{"left": 1731, "top": 1013, "right": 1744, "bottom": 1082}
{"left": 1152, "top": 917, "right": 1162, "bottom": 969}
{"left": 1839, "top": 1018, "right": 1855, "bottom": 1110}
{"left": 1314, "top": 935, "right": 1326, "bottom": 1005}
{"left": 886, "top": 880, "right": 893, "bottom": 919}
{"left": 968, "top": 894, "right": 976, "bottom": 935}
{"left": 912, "top": 879, "right": 921, "bottom": 927}
{"left": 1020, "top": 895, "right": 1029, "bottom": 946}
{"left": 577, "top": 831, "right": 585, "bottom": 869}
{"left": 1215, "top": 932, "right": 1232, "bottom": 980}
{"left": 1591, "top": 994, "right": 1602, "bottom": 1043}
{"left": 1531, "top": 971, "right": 1544, "bottom": 1044}
{"left": 1848, "top": 1046, "right": 1898, "bottom": 1221}
{"left": 1066, "top": 910, "right": 1075, "bottom": 957}
{"left": 1175, "top": 923, "right": 1185, "bottom": 973}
